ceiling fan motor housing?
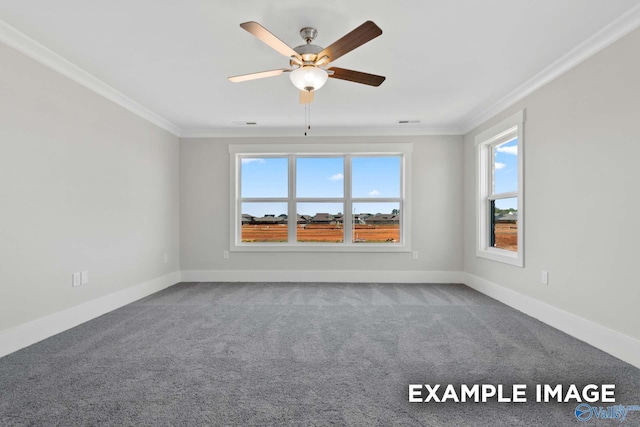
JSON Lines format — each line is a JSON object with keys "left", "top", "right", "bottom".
{"left": 291, "top": 44, "right": 323, "bottom": 65}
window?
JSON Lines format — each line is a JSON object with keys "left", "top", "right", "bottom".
{"left": 476, "top": 110, "right": 524, "bottom": 267}
{"left": 230, "top": 143, "right": 412, "bottom": 252}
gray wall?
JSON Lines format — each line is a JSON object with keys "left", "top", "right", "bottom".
{"left": 180, "top": 136, "right": 463, "bottom": 274}
{"left": 0, "top": 42, "right": 180, "bottom": 332}
{"left": 463, "top": 28, "right": 640, "bottom": 340}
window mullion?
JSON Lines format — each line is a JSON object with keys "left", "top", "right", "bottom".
{"left": 288, "top": 155, "right": 296, "bottom": 244}
{"left": 344, "top": 154, "right": 352, "bottom": 245}
{"left": 489, "top": 192, "right": 518, "bottom": 201}
{"left": 351, "top": 198, "right": 401, "bottom": 203}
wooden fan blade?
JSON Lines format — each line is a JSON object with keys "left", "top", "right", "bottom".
{"left": 328, "top": 67, "right": 386, "bottom": 86}
{"left": 317, "top": 21, "right": 382, "bottom": 63}
{"left": 228, "top": 68, "right": 290, "bottom": 83}
{"left": 240, "top": 21, "right": 299, "bottom": 58}
{"left": 299, "top": 90, "right": 314, "bottom": 104}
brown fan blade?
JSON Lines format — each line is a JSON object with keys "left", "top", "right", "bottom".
{"left": 228, "top": 68, "right": 290, "bottom": 83}
{"left": 299, "top": 90, "right": 314, "bottom": 104}
{"left": 317, "top": 21, "right": 382, "bottom": 63}
{"left": 240, "top": 21, "right": 299, "bottom": 58}
{"left": 328, "top": 67, "right": 386, "bottom": 86}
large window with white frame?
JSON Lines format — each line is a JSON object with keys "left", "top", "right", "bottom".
{"left": 230, "top": 143, "right": 412, "bottom": 252}
{"left": 476, "top": 110, "right": 524, "bottom": 267}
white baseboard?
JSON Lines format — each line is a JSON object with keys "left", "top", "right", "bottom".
{"left": 180, "top": 269, "right": 466, "bottom": 284}
{"left": 462, "top": 273, "right": 640, "bottom": 369}
{"left": 0, "top": 271, "right": 181, "bottom": 358}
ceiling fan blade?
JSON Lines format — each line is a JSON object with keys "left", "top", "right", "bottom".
{"left": 328, "top": 67, "right": 386, "bottom": 86}
{"left": 317, "top": 21, "right": 382, "bottom": 63}
{"left": 240, "top": 21, "right": 299, "bottom": 58}
{"left": 228, "top": 68, "right": 290, "bottom": 83}
{"left": 299, "top": 90, "right": 314, "bottom": 104}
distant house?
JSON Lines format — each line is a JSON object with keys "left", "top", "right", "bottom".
{"left": 253, "top": 214, "right": 287, "bottom": 225}
{"left": 364, "top": 213, "right": 399, "bottom": 225}
{"left": 241, "top": 214, "right": 255, "bottom": 225}
{"left": 495, "top": 212, "right": 518, "bottom": 223}
{"left": 311, "top": 213, "right": 335, "bottom": 224}
{"left": 297, "top": 215, "right": 311, "bottom": 224}
{"left": 353, "top": 214, "right": 366, "bottom": 225}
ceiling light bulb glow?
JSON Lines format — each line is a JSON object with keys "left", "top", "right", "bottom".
{"left": 289, "top": 66, "right": 328, "bottom": 92}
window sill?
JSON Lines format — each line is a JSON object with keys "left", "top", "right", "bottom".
{"left": 476, "top": 247, "right": 523, "bottom": 267}
{"left": 231, "top": 244, "right": 411, "bottom": 253}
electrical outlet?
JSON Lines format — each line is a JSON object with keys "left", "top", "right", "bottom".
{"left": 81, "top": 271, "right": 89, "bottom": 285}
{"left": 72, "top": 272, "right": 81, "bottom": 287}
{"left": 223, "top": 250, "right": 229, "bottom": 259}
{"left": 412, "top": 251, "right": 419, "bottom": 260}
{"left": 541, "top": 270, "right": 549, "bottom": 285}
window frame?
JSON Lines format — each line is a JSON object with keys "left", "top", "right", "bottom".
{"left": 475, "top": 110, "right": 524, "bottom": 267}
{"left": 229, "top": 143, "right": 412, "bottom": 252}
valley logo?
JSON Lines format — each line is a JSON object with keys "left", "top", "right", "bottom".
{"left": 575, "top": 403, "right": 640, "bottom": 422}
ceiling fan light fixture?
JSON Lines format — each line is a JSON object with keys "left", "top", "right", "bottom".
{"left": 289, "top": 66, "right": 328, "bottom": 92}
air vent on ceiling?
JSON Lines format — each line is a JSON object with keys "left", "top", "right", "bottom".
{"left": 232, "top": 121, "right": 258, "bottom": 126}
{"left": 397, "top": 120, "right": 421, "bottom": 124}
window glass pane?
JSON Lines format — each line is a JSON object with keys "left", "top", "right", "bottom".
{"left": 241, "top": 202, "right": 288, "bottom": 243}
{"left": 241, "top": 157, "right": 288, "bottom": 198}
{"left": 296, "top": 203, "right": 344, "bottom": 243}
{"left": 492, "top": 138, "right": 518, "bottom": 194}
{"left": 296, "top": 157, "right": 344, "bottom": 198}
{"left": 491, "top": 198, "right": 517, "bottom": 252}
{"left": 352, "top": 202, "right": 400, "bottom": 243}
{"left": 352, "top": 156, "right": 401, "bottom": 198}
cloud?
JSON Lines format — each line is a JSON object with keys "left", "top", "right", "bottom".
{"left": 496, "top": 145, "right": 518, "bottom": 155}
{"left": 494, "top": 162, "right": 506, "bottom": 170}
{"left": 241, "top": 158, "right": 266, "bottom": 164}
{"left": 329, "top": 173, "right": 344, "bottom": 181}
{"left": 368, "top": 190, "right": 381, "bottom": 196}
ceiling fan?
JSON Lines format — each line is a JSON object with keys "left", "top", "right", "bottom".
{"left": 228, "top": 21, "right": 385, "bottom": 104}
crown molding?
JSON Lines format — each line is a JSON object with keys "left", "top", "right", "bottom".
{"left": 0, "top": 19, "right": 182, "bottom": 136}
{"left": 179, "top": 125, "right": 463, "bottom": 138}
{"left": 460, "top": 3, "right": 640, "bottom": 134}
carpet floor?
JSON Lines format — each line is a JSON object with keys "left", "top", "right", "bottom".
{"left": 1, "top": 282, "right": 639, "bottom": 426}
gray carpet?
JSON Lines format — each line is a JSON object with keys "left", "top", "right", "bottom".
{"left": 1, "top": 282, "right": 639, "bottom": 426}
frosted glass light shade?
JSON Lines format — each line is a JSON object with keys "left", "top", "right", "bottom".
{"left": 289, "top": 66, "right": 328, "bottom": 91}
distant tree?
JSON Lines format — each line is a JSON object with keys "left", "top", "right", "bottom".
{"left": 391, "top": 209, "right": 400, "bottom": 215}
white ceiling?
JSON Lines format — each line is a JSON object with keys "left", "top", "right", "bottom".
{"left": 1, "top": 1, "right": 639, "bottom": 136}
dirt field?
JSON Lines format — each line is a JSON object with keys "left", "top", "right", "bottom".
{"left": 494, "top": 223, "right": 518, "bottom": 251}
{"left": 241, "top": 224, "right": 400, "bottom": 243}
{"left": 241, "top": 223, "right": 515, "bottom": 248}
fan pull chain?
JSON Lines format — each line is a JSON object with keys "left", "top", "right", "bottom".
{"left": 304, "top": 100, "right": 311, "bottom": 136}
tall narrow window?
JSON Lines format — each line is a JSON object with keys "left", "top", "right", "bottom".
{"left": 230, "top": 143, "right": 412, "bottom": 252}
{"left": 476, "top": 111, "right": 524, "bottom": 267}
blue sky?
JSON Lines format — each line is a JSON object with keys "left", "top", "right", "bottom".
{"left": 493, "top": 138, "right": 518, "bottom": 209}
{"left": 241, "top": 156, "right": 401, "bottom": 217}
